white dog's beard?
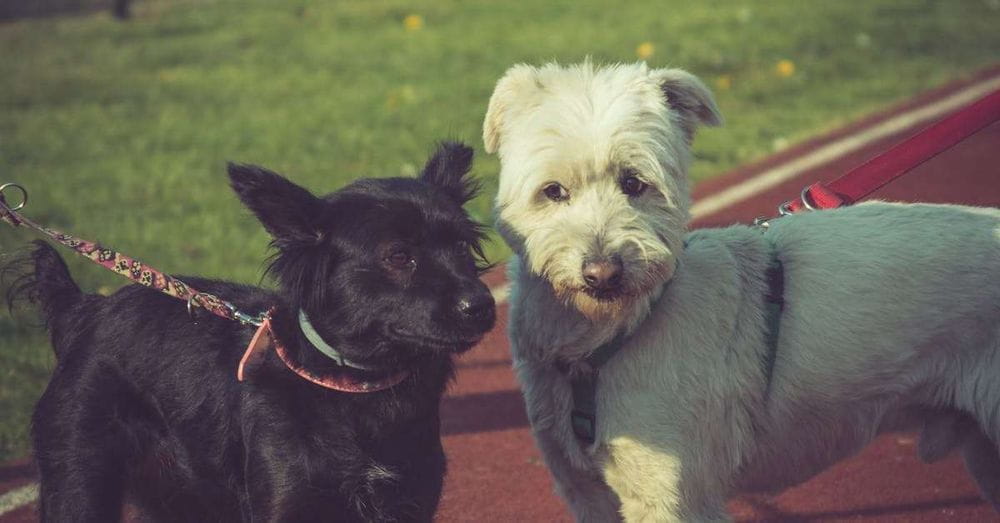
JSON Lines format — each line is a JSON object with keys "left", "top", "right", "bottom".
{"left": 548, "top": 258, "right": 676, "bottom": 321}
{"left": 566, "top": 291, "right": 632, "bottom": 321}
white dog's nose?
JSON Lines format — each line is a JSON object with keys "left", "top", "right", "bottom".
{"left": 582, "top": 258, "right": 623, "bottom": 290}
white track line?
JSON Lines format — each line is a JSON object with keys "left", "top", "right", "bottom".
{"left": 0, "top": 483, "right": 37, "bottom": 516}
{"left": 690, "top": 74, "right": 1000, "bottom": 219}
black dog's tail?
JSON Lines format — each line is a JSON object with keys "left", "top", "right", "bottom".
{"left": 4, "top": 240, "right": 85, "bottom": 357}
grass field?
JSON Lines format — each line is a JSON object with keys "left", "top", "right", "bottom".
{"left": 1, "top": 0, "right": 999, "bottom": 461}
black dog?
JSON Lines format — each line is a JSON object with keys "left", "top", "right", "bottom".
{"left": 9, "top": 142, "right": 495, "bottom": 522}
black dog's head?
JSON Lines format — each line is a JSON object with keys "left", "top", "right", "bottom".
{"left": 227, "top": 142, "right": 495, "bottom": 372}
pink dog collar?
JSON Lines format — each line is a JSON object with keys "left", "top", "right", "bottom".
{"left": 238, "top": 313, "right": 410, "bottom": 393}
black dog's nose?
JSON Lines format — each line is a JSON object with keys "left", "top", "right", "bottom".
{"left": 457, "top": 293, "right": 495, "bottom": 319}
{"left": 582, "top": 258, "right": 623, "bottom": 290}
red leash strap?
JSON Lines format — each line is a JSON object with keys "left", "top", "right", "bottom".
{"left": 782, "top": 88, "right": 1000, "bottom": 213}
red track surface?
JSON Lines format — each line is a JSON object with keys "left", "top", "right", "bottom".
{"left": 3, "top": 73, "right": 999, "bottom": 522}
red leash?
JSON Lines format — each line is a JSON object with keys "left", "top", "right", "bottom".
{"left": 780, "top": 88, "right": 1000, "bottom": 213}
{"left": 0, "top": 185, "right": 406, "bottom": 393}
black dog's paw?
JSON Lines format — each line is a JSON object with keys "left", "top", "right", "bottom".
{"left": 347, "top": 463, "right": 408, "bottom": 522}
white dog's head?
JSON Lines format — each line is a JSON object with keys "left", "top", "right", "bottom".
{"left": 484, "top": 62, "right": 721, "bottom": 321}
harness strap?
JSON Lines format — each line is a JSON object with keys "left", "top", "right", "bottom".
{"left": 761, "top": 258, "right": 784, "bottom": 400}
{"left": 585, "top": 333, "right": 627, "bottom": 369}
{"left": 566, "top": 333, "right": 626, "bottom": 444}
{"left": 568, "top": 372, "right": 599, "bottom": 444}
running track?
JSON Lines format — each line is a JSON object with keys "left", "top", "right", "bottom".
{"left": 2, "top": 68, "right": 999, "bottom": 522}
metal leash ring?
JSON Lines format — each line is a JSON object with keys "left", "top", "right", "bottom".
{"left": 777, "top": 185, "right": 819, "bottom": 216}
{"left": 0, "top": 183, "right": 28, "bottom": 211}
{"left": 186, "top": 293, "right": 202, "bottom": 322}
{"left": 798, "top": 186, "right": 819, "bottom": 211}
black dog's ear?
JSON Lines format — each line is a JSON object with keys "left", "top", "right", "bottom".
{"left": 227, "top": 163, "right": 322, "bottom": 244}
{"left": 419, "top": 141, "right": 479, "bottom": 205}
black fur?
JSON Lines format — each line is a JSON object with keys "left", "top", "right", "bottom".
{"left": 7, "top": 141, "right": 495, "bottom": 522}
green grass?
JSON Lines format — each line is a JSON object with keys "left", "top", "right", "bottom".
{"left": 1, "top": 0, "right": 999, "bottom": 461}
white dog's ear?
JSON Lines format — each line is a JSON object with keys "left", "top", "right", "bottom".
{"left": 483, "top": 64, "right": 539, "bottom": 154}
{"left": 650, "top": 68, "right": 723, "bottom": 138}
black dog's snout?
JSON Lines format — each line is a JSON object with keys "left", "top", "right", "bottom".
{"left": 457, "top": 292, "right": 495, "bottom": 320}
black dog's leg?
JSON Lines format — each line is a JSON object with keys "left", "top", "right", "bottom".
{"left": 243, "top": 425, "right": 396, "bottom": 523}
{"left": 375, "top": 421, "right": 446, "bottom": 522}
{"left": 244, "top": 441, "right": 342, "bottom": 523}
{"left": 33, "top": 361, "right": 140, "bottom": 523}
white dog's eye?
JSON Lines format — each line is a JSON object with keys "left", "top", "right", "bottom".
{"left": 620, "top": 173, "right": 648, "bottom": 197}
{"left": 542, "top": 182, "right": 570, "bottom": 202}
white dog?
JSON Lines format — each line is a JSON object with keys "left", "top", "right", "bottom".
{"left": 484, "top": 61, "right": 1000, "bottom": 521}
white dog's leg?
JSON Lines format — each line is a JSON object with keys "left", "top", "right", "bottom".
{"left": 962, "top": 426, "right": 1000, "bottom": 510}
{"left": 602, "top": 438, "right": 728, "bottom": 523}
{"left": 536, "top": 428, "right": 624, "bottom": 522}
{"left": 517, "top": 361, "right": 623, "bottom": 522}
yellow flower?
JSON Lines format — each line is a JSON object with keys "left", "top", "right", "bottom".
{"left": 715, "top": 74, "right": 732, "bottom": 91}
{"left": 775, "top": 59, "right": 795, "bottom": 77}
{"left": 636, "top": 42, "right": 655, "bottom": 60}
{"left": 385, "top": 85, "right": 417, "bottom": 110}
{"left": 403, "top": 14, "right": 424, "bottom": 31}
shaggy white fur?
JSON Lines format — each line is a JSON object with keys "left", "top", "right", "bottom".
{"left": 486, "top": 61, "right": 720, "bottom": 330}
{"left": 485, "top": 61, "right": 1000, "bottom": 522}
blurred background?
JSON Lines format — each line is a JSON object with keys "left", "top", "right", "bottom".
{"left": 1, "top": 0, "right": 999, "bottom": 462}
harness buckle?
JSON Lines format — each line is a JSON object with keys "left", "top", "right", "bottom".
{"left": 570, "top": 410, "right": 596, "bottom": 444}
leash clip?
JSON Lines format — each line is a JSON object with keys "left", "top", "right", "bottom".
{"left": 0, "top": 183, "right": 28, "bottom": 226}
{"left": 778, "top": 185, "right": 822, "bottom": 216}
{"left": 230, "top": 304, "right": 267, "bottom": 327}
{"left": 187, "top": 294, "right": 266, "bottom": 327}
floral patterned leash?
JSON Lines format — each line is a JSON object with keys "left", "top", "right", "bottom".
{"left": 0, "top": 183, "right": 266, "bottom": 327}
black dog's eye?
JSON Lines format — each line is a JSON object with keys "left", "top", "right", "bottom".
{"left": 385, "top": 249, "right": 415, "bottom": 269}
{"left": 543, "top": 182, "right": 570, "bottom": 202}
{"left": 620, "top": 173, "right": 648, "bottom": 197}
{"left": 455, "top": 240, "right": 471, "bottom": 257}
